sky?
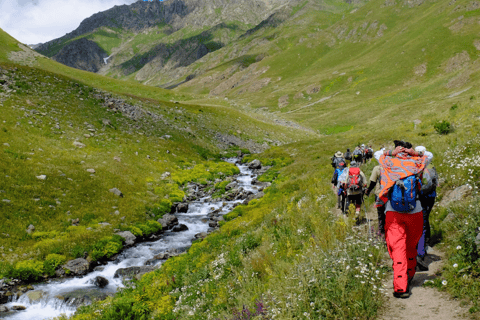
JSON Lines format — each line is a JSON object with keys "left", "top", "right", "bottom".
{"left": 0, "top": 0, "right": 138, "bottom": 44}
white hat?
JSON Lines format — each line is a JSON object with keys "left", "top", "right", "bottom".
{"left": 374, "top": 148, "right": 385, "bottom": 162}
{"left": 415, "top": 146, "right": 433, "bottom": 164}
{"left": 415, "top": 146, "right": 426, "bottom": 153}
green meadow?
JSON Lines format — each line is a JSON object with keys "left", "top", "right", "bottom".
{"left": 1, "top": 0, "right": 480, "bottom": 318}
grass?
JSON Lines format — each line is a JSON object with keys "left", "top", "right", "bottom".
{"left": 1, "top": 0, "right": 480, "bottom": 318}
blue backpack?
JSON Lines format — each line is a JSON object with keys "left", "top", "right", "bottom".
{"left": 389, "top": 175, "right": 419, "bottom": 212}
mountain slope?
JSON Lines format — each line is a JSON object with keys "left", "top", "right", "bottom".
{"left": 175, "top": 0, "right": 480, "bottom": 134}
{"left": 34, "top": 0, "right": 297, "bottom": 87}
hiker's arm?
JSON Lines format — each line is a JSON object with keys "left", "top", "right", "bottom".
{"left": 365, "top": 181, "right": 376, "bottom": 196}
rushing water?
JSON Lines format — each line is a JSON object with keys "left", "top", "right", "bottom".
{"left": 3, "top": 159, "right": 257, "bottom": 319}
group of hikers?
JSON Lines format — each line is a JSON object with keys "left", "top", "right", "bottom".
{"left": 330, "top": 140, "right": 438, "bottom": 299}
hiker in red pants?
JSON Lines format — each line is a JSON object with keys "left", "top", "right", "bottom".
{"left": 377, "top": 141, "right": 428, "bottom": 298}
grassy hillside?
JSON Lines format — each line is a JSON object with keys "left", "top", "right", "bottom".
{"left": 177, "top": 0, "right": 480, "bottom": 132}
{"left": 0, "top": 30, "right": 311, "bottom": 281}
{"left": 1, "top": 0, "right": 480, "bottom": 318}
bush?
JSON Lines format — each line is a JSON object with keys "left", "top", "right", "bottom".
{"left": 44, "top": 254, "right": 67, "bottom": 276}
{"left": 135, "top": 220, "right": 162, "bottom": 237}
{"left": 434, "top": 120, "right": 452, "bottom": 135}
{"left": 146, "top": 199, "right": 172, "bottom": 219}
{"left": 9, "top": 260, "right": 44, "bottom": 281}
{"left": 90, "top": 235, "right": 125, "bottom": 262}
{"left": 169, "top": 189, "right": 185, "bottom": 203}
{"left": 128, "top": 226, "right": 143, "bottom": 237}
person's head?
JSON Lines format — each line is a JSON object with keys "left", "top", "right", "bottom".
{"left": 347, "top": 148, "right": 350, "bottom": 152}
{"left": 335, "top": 151, "right": 343, "bottom": 158}
{"left": 394, "top": 140, "right": 406, "bottom": 148}
{"left": 350, "top": 161, "right": 358, "bottom": 167}
{"left": 415, "top": 146, "right": 426, "bottom": 154}
{"left": 374, "top": 148, "right": 385, "bottom": 162}
{"left": 404, "top": 142, "right": 413, "bottom": 149}
{"left": 361, "top": 144, "right": 365, "bottom": 148}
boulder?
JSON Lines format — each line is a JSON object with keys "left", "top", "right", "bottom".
{"left": 194, "top": 232, "right": 208, "bottom": 240}
{"left": 0, "top": 305, "right": 8, "bottom": 312}
{"left": 26, "top": 290, "right": 45, "bottom": 302}
{"left": 208, "top": 221, "right": 218, "bottom": 228}
{"left": 157, "top": 214, "right": 178, "bottom": 230}
{"left": 212, "top": 216, "right": 224, "bottom": 222}
{"left": 114, "top": 266, "right": 154, "bottom": 279}
{"left": 26, "top": 224, "right": 35, "bottom": 234}
{"left": 11, "top": 305, "right": 26, "bottom": 310}
{"left": 109, "top": 188, "right": 123, "bottom": 197}
{"left": 171, "top": 224, "right": 189, "bottom": 232}
{"left": 36, "top": 175, "right": 47, "bottom": 180}
{"left": 86, "top": 169, "right": 96, "bottom": 174}
{"left": 73, "top": 141, "right": 86, "bottom": 148}
{"left": 144, "top": 253, "right": 170, "bottom": 265}
{"left": 63, "top": 258, "right": 90, "bottom": 276}
{"left": 177, "top": 203, "right": 189, "bottom": 213}
{"left": 439, "top": 185, "right": 471, "bottom": 207}
{"left": 116, "top": 231, "right": 136, "bottom": 246}
{"left": 0, "top": 291, "right": 8, "bottom": 304}
{"left": 93, "top": 276, "right": 109, "bottom": 288}
{"left": 61, "top": 288, "right": 111, "bottom": 307}
{"left": 248, "top": 159, "right": 262, "bottom": 170}
{"left": 225, "top": 182, "right": 237, "bottom": 191}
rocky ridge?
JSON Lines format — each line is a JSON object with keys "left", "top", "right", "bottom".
{"left": 35, "top": 0, "right": 296, "bottom": 83}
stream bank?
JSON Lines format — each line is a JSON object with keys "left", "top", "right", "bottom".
{"left": 0, "top": 158, "right": 267, "bottom": 319}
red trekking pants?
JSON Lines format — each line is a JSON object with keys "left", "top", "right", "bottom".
{"left": 385, "top": 211, "right": 423, "bottom": 293}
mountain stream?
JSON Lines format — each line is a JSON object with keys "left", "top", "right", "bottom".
{"left": 3, "top": 159, "right": 258, "bottom": 319}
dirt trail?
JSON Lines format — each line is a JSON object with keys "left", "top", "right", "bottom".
{"left": 360, "top": 206, "right": 472, "bottom": 320}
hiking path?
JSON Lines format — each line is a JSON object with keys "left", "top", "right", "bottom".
{"left": 333, "top": 199, "right": 472, "bottom": 320}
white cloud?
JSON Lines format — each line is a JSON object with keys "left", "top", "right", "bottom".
{"left": 0, "top": 0, "right": 138, "bottom": 44}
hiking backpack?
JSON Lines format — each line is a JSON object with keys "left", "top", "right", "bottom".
{"left": 366, "top": 148, "right": 373, "bottom": 157}
{"left": 421, "top": 167, "right": 438, "bottom": 195}
{"left": 347, "top": 167, "right": 362, "bottom": 191}
{"left": 344, "top": 151, "right": 352, "bottom": 161}
{"left": 389, "top": 175, "right": 419, "bottom": 212}
{"left": 332, "top": 157, "right": 345, "bottom": 169}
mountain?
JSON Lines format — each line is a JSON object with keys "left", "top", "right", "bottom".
{"left": 35, "top": 0, "right": 296, "bottom": 87}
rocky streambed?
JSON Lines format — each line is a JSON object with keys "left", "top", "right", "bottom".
{"left": 0, "top": 158, "right": 268, "bottom": 319}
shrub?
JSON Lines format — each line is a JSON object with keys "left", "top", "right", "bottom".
{"left": 450, "top": 104, "right": 458, "bottom": 111}
{"left": 44, "top": 254, "right": 67, "bottom": 276}
{"left": 128, "top": 226, "right": 143, "bottom": 237}
{"left": 32, "top": 231, "right": 58, "bottom": 240}
{"left": 10, "top": 260, "right": 44, "bottom": 281}
{"left": 135, "top": 220, "right": 162, "bottom": 237}
{"left": 90, "top": 235, "right": 125, "bottom": 262}
{"left": 434, "top": 120, "right": 452, "bottom": 135}
{"left": 146, "top": 199, "right": 172, "bottom": 219}
{"left": 169, "top": 189, "right": 185, "bottom": 203}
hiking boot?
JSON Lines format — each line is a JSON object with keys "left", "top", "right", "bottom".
{"left": 416, "top": 255, "right": 429, "bottom": 271}
{"left": 393, "top": 288, "right": 410, "bottom": 299}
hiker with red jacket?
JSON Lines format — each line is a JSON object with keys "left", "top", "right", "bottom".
{"left": 377, "top": 140, "right": 428, "bottom": 299}
{"left": 344, "top": 161, "right": 367, "bottom": 215}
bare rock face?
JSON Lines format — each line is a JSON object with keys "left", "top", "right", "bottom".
{"left": 52, "top": 38, "right": 107, "bottom": 73}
